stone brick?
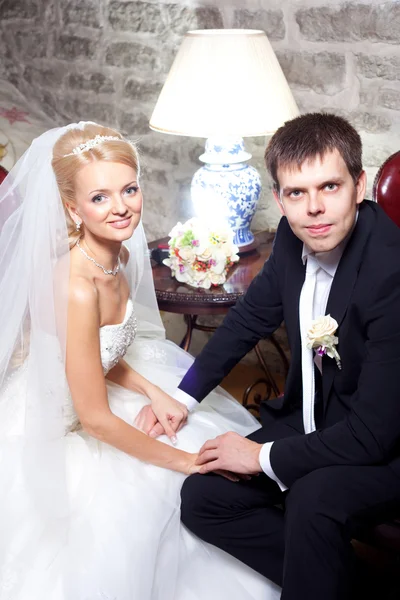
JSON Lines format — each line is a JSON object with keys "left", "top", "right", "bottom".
{"left": 320, "top": 106, "right": 391, "bottom": 134}
{"left": 108, "top": 1, "right": 163, "bottom": 33}
{"left": 252, "top": 206, "right": 279, "bottom": 232}
{"left": 168, "top": 5, "right": 223, "bottom": 35}
{"left": 276, "top": 51, "right": 346, "bottom": 95}
{"left": 296, "top": 3, "right": 400, "bottom": 44}
{"left": 250, "top": 136, "right": 269, "bottom": 150}
{"left": 348, "top": 111, "right": 391, "bottom": 134}
{"left": 359, "top": 85, "right": 377, "bottom": 109}
{"left": 138, "top": 138, "right": 179, "bottom": 167}
{"left": 120, "top": 111, "right": 151, "bottom": 136}
{"left": 106, "top": 42, "right": 156, "bottom": 70}
{"left": 187, "top": 141, "right": 207, "bottom": 165}
{"left": 0, "top": 36, "right": 13, "bottom": 62}
{"left": 32, "top": 88, "right": 64, "bottom": 122}
{"left": 14, "top": 28, "right": 48, "bottom": 58}
{"left": 36, "top": 0, "right": 57, "bottom": 25}
{"left": 108, "top": 1, "right": 222, "bottom": 35}
{"left": 62, "top": 98, "right": 117, "bottom": 127}
{"left": 60, "top": 0, "right": 101, "bottom": 28}
{"left": 54, "top": 34, "right": 97, "bottom": 61}
{"left": 143, "top": 206, "right": 176, "bottom": 242}
{"left": 357, "top": 54, "right": 400, "bottom": 81}
{"left": 68, "top": 72, "right": 115, "bottom": 94}
{"left": 108, "top": 42, "right": 175, "bottom": 74}
{"left": 233, "top": 9, "right": 285, "bottom": 41}
{"left": 373, "top": 5, "right": 400, "bottom": 45}
{"left": 378, "top": 88, "right": 400, "bottom": 112}
{"left": 123, "top": 78, "right": 162, "bottom": 103}
{"left": 1, "top": 0, "right": 38, "bottom": 20}
{"left": 42, "top": 0, "right": 57, "bottom": 23}
{"left": 24, "top": 64, "right": 65, "bottom": 88}
{"left": 363, "top": 146, "right": 395, "bottom": 169}
{"left": 0, "top": 61, "right": 22, "bottom": 88}
{"left": 141, "top": 166, "right": 168, "bottom": 187}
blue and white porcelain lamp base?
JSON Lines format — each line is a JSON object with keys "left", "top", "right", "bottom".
{"left": 191, "top": 137, "right": 262, "bottom": 249}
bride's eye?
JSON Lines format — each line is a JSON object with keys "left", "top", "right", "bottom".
{"left": 125, "top": 186, "right": 139, "bottom": 196}
{"left": 92, "top": 194, "right": 105, "bottom": 203}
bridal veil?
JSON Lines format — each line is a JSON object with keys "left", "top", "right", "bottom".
{"left": 0, "top": 123, "right": 163, "bottom": 588}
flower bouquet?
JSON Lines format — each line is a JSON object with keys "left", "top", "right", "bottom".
{"left": 163, "top": 218, "right": 240, "bottom": 289}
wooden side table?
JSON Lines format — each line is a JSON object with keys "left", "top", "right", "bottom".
{"left": 149, "top": 231, "right": 289, "bottom": 403}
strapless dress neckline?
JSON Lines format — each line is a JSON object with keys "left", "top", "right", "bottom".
{"left": 100, "top": 298, "right": 133, "bottom": 330}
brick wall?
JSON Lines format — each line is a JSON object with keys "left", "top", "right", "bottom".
{"left": 2, "top": 0, "right": 399, "bottom": 242}
{"left": 2, "top": 0, "right": 399, "bottom": 357}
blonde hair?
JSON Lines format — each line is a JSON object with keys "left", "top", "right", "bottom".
{"left": 52, "top": 123, "right": 140, "bottom": 248}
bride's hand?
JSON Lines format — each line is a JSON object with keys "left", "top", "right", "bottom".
{"left": 147, "top": 386, "right": 188, "bottom": 444}
{"left": 184, "top": 453, "right": 201, "bottom": 475}
{"left": 134, "top": 405, "right": 159, "bottom": 435}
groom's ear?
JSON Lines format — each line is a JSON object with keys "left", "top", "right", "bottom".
{"left": 273, "top": 189, "right": 285, "bottom": 215}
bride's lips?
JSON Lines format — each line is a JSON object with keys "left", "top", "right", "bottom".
{"left": 109, "top": 216, "right": 132, "bottom": 229}
{"left": 306, "top": 224, "right": 332, "bottom": 236}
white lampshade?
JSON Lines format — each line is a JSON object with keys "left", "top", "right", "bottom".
{"left": 149, "top": 29, "right": 299, "bottom": 138}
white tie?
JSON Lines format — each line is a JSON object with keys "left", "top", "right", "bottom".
{"left": 299, "top": 256, "right": 319, "bottom": 434}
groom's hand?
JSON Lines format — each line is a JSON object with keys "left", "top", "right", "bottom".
{"left": 134, "top": 405, "right": 162, "bottom": 435}
{"left": 196, "top": 432, "right": 262, "bottom": 475}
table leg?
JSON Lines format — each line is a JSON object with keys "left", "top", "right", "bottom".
{"left": 269, "top": 333, "right": 290, "bottom": 378}
{"left": 180, "top": 315, "right": 197, "bottom": 351}
{"left": 242, "top": 335, "right": 288, "bottom": 415}
{"left": 254, "top": 343, "right": 281, "bottom": 398}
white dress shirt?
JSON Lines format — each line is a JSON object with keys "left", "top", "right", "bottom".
{"left": 259, "top": 243, "right": 342, "bottom": 490}
{"left": 175, "top": 215, "right": 358, "bottom": 490}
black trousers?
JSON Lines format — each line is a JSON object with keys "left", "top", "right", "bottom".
{"left": 180, "top": 416, "right": 400, "bottom": 600}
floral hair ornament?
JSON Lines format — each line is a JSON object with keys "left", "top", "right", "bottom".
{"left": 306, "top": 314, "right": 341, "bottom": 370}
{"left": 63, "top": 134, "right": 121, "bottom": 157}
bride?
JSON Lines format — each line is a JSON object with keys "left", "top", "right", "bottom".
{"left": 0, "top": 122, "right": 280, "bottom": 600}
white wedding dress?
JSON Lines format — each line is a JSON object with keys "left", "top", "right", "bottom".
{"left": 0, "top": 299, "right": 281, "bottom": 600}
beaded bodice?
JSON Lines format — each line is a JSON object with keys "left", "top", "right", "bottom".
{"left": 99, "top": 299, "right": 137, "bottom": 375}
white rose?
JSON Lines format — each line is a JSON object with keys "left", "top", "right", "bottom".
{"left": 221, "top": 241, "right": 238, "bottom": 257}
{"left": 306, "top": 315, "right": 338, "bottom": 345}
{"left": 192, "top": 270, "right": 205, "bottom": 282}
{"left": 178, "top": 246, "right": 195, "bottom": 262}
{"left": 196, "top": 247, "right": 213, "bottom": 261}
{"left": 187, "top": 271, "right": 211, "bottom": 289}
{"left": 210, "top": 272, "right": 225, "bottom": 286}
{"left": 168, "top": 222, "right": 184, "bottom": 238}
{"left": 175, "top": 269, "right": 190, "bottom": 283}
{"left": 200, "top": 276, "right": 212, "bottom": 289}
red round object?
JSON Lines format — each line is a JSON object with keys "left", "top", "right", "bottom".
{"left": 372, "top": 151, "right": 400, "bottom": 228}
{"left": 0, "top": 165, "right": 8, "bottom": 185}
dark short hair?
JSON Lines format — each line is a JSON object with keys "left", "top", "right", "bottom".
{"left": 265, "top": 113, "right": 363, "bottom": 191}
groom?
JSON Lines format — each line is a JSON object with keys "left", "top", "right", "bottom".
{"left": 172, "top": 113, "right": 400, "bottom": 599}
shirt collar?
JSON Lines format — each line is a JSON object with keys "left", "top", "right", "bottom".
{"left": 302, "top": 209, "right": 359, "bottom": 277}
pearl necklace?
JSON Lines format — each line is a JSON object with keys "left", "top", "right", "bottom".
{"left": 76, "top": 238, "right": 120, "bottom": 276}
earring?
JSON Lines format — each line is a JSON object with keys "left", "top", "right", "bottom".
{"left": 76, "top": 221, "right": 81, "bottom": 231}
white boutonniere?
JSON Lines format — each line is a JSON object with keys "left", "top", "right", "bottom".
{"left": 306, "top": 315, "right": 342, "bottom": 370}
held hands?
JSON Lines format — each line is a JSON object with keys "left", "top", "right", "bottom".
{"left": 184, "top": 452, "right": 202, "bottom": 476}
{"left": 195, "top": 432, "right": 263, "bottom": 476}
{"left": 134, "top": 386, "right": 188, "bottom": 444}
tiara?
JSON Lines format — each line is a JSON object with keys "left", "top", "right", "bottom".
{"left": 63, "top": 134, "right": 121, "bottom": 157}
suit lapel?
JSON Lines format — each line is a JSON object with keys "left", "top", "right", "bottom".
{"left": 283, "top": 231, "right": 306, "bottom": 397}
{"left": 322, "top": 202, "right": 375, "bottom": 408}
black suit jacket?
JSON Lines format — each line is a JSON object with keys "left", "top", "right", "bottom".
{"left": 178, "top": 201, "right": 400, "bottom": 487}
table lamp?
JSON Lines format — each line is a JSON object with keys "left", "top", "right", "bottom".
{"left": 149, "top": 29, "right": 299, "bottom": 249}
